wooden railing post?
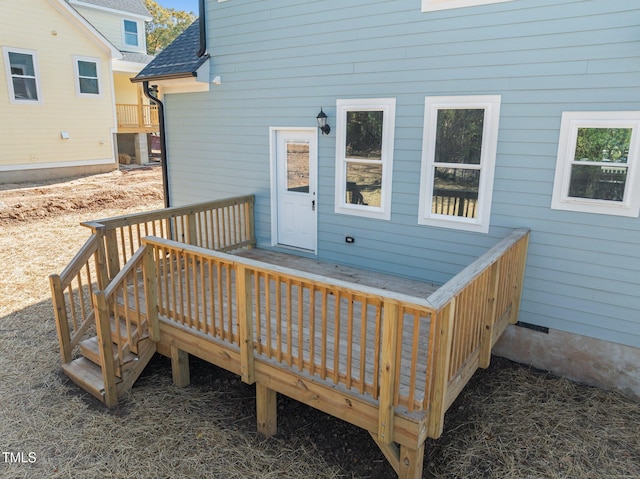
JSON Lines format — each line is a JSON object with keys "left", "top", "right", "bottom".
{"left": 186, "top": 213, "right": 198, "bottom": 246}
{"left": 236, "top": 265, "right": 255, "bottom": 384}
{"left": 480, "top": 262, "right": 500, "bottom": 369}
{"left": 104, "top": 229, "right": 121, "bottom": 281}
{"left": 427, "top": 298, "right": 456, "bottom": 438}
{"left": 94, "top": 228, "right": 109, "bottom": 291}
{"left": 142, "top": 245, "right": 160, "bottom": 342}
{"left": 49, "top": 274, "right": 72, "bottom": 364}
{"left": 378, "top": 300, "right": 399, "bottom": 445}
{"left": 510, "top": 234, "right": 530, "bottom": 325}
{"left": 94, "top": 291, "right": 118, "bottom": 407}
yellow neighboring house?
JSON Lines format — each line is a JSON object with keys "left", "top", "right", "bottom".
{"left": 0, "top": 0, "right": 121, "bottom": 184}
{"left": 66, "top": 0, "right": 157, "bottom": 166}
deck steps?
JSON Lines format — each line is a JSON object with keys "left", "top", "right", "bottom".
{"left": 62, "top": 313, "right": 156, "bottom": 406}
{"left": 62, "top": 357, "right": 121, "bottom": 403}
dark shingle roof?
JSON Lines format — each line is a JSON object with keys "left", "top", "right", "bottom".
{"left": 70, "top": 0, "right": 150, "bottom": 18}
{"left": 134, "top": 19, "right": 208, "bottom": 82}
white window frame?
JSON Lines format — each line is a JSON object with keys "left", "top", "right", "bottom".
{"left": 73, "top": 56, "right": 101, "bottom": 97}
{"left": 422, "top": 0, "right": 513, "bottom": 12}
{"left": 123, "top": 19, "right": 140, "bottom": 47}
{"left": 2, "top": 47, "right": 41, "bottom": 104}
{"left": 418, "top": 95, "right": 501, "bottom": 233}
{"left": 551, "top": 111, "right": 640, "bottom": 217}
{"left": 334, "top": 98, "right": 396, "bottom": 220}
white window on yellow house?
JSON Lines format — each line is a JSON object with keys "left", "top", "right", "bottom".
{"left": 73, "top": 57, "right": 100, "bottom": 96}
{"left": 418, "top": 95, "right": 501, "bottom": 233}
{"left": 551, "top": 111, "right": 640, "bottom": 217}
{"left": 123, "top": 19, "right": 139, "bottom": 47}
{"left": 3, "top": 47, "right": 41, "bottom": 104}
{"left": 334, "top": 98, "right": 396, "bottom": 220}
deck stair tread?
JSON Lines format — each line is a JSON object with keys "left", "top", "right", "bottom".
{"left": 110, "top": 316, "right": 149, "bottom": 352}
{"left": 79, "top": 336, "right": 139, "bottom": 377}
{"left": 62, "top": 357, "right": 121, "bottom": 402}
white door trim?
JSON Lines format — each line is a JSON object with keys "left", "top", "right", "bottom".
{"left": 269, "top": 126, "right": 318, "bottom": 253}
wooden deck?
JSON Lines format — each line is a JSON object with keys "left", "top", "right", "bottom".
{"left": 50, "top": 195, "right": 530, "bottom": 479}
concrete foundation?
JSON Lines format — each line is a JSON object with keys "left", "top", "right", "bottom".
{"left": 494, "top": 324, "right": 640, "bottom": 401}
{"left": 0, "top": 162, "right": 117, "bottom": 185}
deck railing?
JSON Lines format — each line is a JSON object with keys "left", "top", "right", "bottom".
{"left": 82, "top": 195, "right": 256, "bottom": 282}
{"left": 116, "top": 103, "right": 159, "bottom": 130}
{"left": 425, "top": 228, "right": 530, "bottom": 437}
{"left": 51, "top": 196, "right": 255, "bottom": 367}
{"left": 49, "top": 234, "right": 108, "bottom": 364}
{"left": 93, "top": 245, "right": 159, "bottom": 406}
{"left": 141, "top": 227, "right": 528, "bottom": 443}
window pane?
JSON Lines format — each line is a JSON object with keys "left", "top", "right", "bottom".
{"left": 346, "top": 111, "right": 383, "bottom": 160}
{"left": 574, "top": 127, "right": 631, "bottom": 164}
{"left": 12, "top": 77, "right": 38, "bottom": 100}
{"left": 125, "top": 32, "right": 139, "bottom": 46}
{"left": 286, "top": 141, "right": 309, "bottom": 192}
{"left": 435, "top": 108, "right": 484, "bottom": 164}
{"left": 346, "top": 162, "right": 382, "bottom": 207}
{"left": 569, "top": 164, "right": 627, "bottom": 201}
{"left": 124, "top": 20, "right": 137, "bottom": 34}
{"left": 78, "top": 61, "right": 97, "bottom": 78}
{"left": 9, "top": 52, "right": 35, "bottom": 76}
{"left": 79, "top": 77, "right": 99, "bottom": 94}
{"left": 432, "top": 167, "right": 480, "bottom": 218}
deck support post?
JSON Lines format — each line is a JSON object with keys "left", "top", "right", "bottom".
{"left": 186, "top": 213, "right": 198, "bottom": 246}
{"left": 94, "top": 291, "right": 118, "bottom": 407}
{"left": 379, "top": 300, "right": 400, "bottom": 444}
{"left": 256, "top": 383, "right": 277, "bottom": 437}
{"left": 170, "top": 344, "right": 190, "bottom": 388}
{"left": 237, "top": 266, "right": 255, "bottom": 384}
{"left": 398, "top": 443, "right": 425, "bottom": 479}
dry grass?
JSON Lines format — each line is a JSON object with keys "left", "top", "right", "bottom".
{"left": 1, "top": 168, "right": 639, "bottom": 478}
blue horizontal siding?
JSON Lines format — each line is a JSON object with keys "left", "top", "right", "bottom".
{"left": 164, "top": 0, "right": 640, "bottom": 349}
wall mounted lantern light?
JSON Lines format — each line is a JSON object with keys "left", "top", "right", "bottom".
{"left": 317, "top": 108, "right": 331, "bottom": 135}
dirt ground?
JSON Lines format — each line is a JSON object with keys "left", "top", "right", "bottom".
{"left": 0, "top": 168, "right": 639, "bottom": 478}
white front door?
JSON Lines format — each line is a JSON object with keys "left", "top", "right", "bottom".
{"left": 272, "top": 128, "right": 317, "bottom": 252}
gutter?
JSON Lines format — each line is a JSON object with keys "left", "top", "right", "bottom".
{"left": 143, "top": 80, "right": 170, "bottom": 208}
{"left": 197, "top": 0, "right": 206, "bottom": 57}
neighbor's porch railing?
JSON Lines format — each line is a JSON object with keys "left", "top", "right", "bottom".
{"left": 116, "top": 103, "right": 159, "bottom": 131}
{"left": 50, "top": 195, "right": 255, "bottom": 367}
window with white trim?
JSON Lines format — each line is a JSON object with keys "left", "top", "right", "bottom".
{"left": 418, "top": 95, "right": 501, "bottom": 233}
{"left": 74, "top": 57, "right": 100, "bottom": 96}
{"left": 422, "top": 0, "right": 513, "bottom": 12}
{"left": 335, "top": 98, "right": 396, "bottom": 220}
{"left": 2, "top": 47, "right": 41, "bottom": 104}
{"left": 123, "top": 19, "right": 139, "bottom": 47}
{"left": 551, "top": 111, "right": 640, "bottom": 217}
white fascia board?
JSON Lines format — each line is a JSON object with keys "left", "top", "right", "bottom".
{"left": 67, "top": 0, "right": 152, "bottom": 21}
{"left": 160, "top": 78, "right": 210, "bottom": 94}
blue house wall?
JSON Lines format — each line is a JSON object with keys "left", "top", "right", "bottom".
{"left": 162, "top": 0, "right": 640, "bottom": 350}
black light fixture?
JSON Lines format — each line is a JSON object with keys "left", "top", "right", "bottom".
{"left": 317, "top": 108, "right": 330, "bottom": 135}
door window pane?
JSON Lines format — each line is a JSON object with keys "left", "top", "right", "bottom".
{"left": 286, "top": 141, "right": 310, "bottom": 193}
